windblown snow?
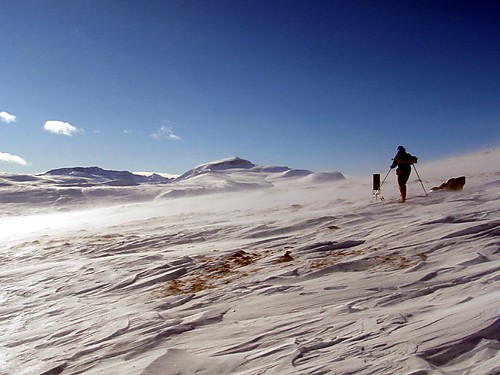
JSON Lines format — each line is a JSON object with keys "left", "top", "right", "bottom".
{"left": 0, "top": 151, "right": 498, "bottom": 375}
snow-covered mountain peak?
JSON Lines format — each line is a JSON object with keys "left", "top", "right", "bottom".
{"left": 178, "top": 156, "right": 256, "bottom": 180}
{"left": 43, "top": 166, "right": 172, "bottom": 185}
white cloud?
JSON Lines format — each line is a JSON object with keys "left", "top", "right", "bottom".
{"left": 0, "top": 111, "right": 16, "bottom": 123}
{"left": 152, "top": 126, "right": 181, "bottom": 141}
{"left": 43, "top": 120, "right": 84, "bottom": 136}
{"left": 0, "top": 152, "right": 28, "bottom": 165}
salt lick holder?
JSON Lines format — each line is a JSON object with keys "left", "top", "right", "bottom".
{"left": 371, "top": 173, "right": 382, "bottom": 201}
{"left": 371, "top": 169, "right": 391, "bottom": 202}
{"left": 373, "top": 173, "right": 380, "bottom": 193}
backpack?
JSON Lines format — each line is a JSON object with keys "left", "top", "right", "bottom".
{"left": 396, "top": 153, "right": 418, "bottom": 164}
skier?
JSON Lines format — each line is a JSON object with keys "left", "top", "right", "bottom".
{"left": 390, "top": 146, "right": 418, "bottom": 203}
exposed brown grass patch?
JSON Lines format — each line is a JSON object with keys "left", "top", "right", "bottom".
{"left": 416, "top": 252, "right": 428, "bottom": 261}
{"left": 161, "top": 250, "right": 262, "bottom": 296}
{"left": 310, "top": 248, "right": 427, "bottom": 272}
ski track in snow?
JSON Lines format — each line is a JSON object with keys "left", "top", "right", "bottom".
{"left": 0, "top": 150, "right": 499, "bottom": 374}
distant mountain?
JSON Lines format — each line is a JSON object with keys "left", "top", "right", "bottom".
{"left": 1, "top": 157, "right": 346, "bottom": 207}
{"left": 41, "top": 158, "right": 345, "bottom": 187}
{"left": 177, "top": 157, "right": 256, "bottom": 180}
{"left": 44, "top": 166, "right": 172, "bottom": 185}
{"left": 176, "top": 156, "right": 345, "bottom": 183}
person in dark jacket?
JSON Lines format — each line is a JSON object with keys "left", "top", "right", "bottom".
{"left": 390, "top": 146, "right": 417, "bottom": 202}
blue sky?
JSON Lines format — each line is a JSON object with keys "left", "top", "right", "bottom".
{"left": 1, "top": 0, "right": 498, "bottom": 175}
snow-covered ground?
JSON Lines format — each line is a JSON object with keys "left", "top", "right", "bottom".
{"left": 0, "top": 150, "right": 498, "bottom": 375}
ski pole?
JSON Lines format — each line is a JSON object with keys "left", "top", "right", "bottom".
{"left": 412, "top": 165, "right": 428, "bottom": 196}
{"left": 379, "top": 168, "right": 391, "bottom": 189}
